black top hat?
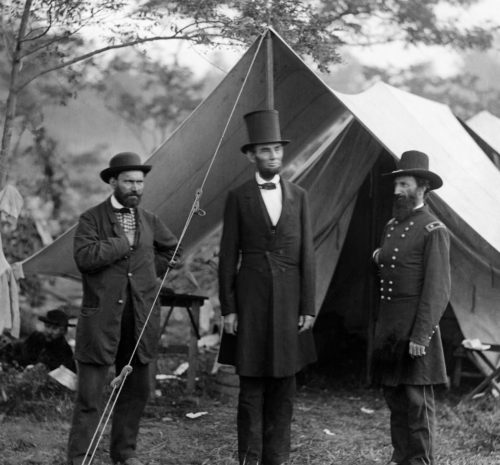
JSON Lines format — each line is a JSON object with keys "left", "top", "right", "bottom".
{"left": 39, "top": 308, "right": 75, "bottom": 328}
{"left": 241, "top": 109, "right": 290, "bottom": 153}
{"left": 383, "top": 150, "right": 443, "bottom": 190}
{"left": 100, "top": 152, "right": 152, "bottom": 183}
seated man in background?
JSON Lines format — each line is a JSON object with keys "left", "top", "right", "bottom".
{"left": 0, "top": 307, "right": 76, "bottom": 372}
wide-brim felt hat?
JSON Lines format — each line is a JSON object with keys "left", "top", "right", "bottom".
{"left": 39, "top": 308, "right": 75, "bottom": 328}
{"left": 100, "top": 152, "right": 152, "bottom": 183}
{"left": 383, "top": 150, "right": 443, "bottom": 190}
{"left": 241, "top": 109, "right": 290, "bottom": 153}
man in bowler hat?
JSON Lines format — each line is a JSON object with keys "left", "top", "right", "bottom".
{"left": 218, "top": 110, "right": 317, "bottom": 465}
{"left": 372, "top": 150, "right": 451, "bottom": 465}
{"left": 67, "top": 153, "right": 178, "bottom": 465}
{"left": 0, "top": 307, "right": 75, "bottom": 372}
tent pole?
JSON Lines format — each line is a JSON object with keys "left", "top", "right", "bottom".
{"left": 266, "top": 29, "right": 274, "bottom": 109}
{"left": 365, "top": 157, "right": 380, "bottom": 385}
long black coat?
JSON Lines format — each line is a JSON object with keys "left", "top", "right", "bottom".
{"left": 73, "top": 198, "right": 177, "bottom": 365}
{"left": 218, "top": 178, "right": 317, "bottom": 377}
{"left": 373, "top": 206, "right": 451, "bottom": 386}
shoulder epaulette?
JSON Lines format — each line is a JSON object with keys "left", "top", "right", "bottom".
{"left": 425, "top": 221, "right": 446, "bottom": 232}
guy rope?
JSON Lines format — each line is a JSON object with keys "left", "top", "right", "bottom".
{"left": 81, "top": 30, "right": 269, "bottom": 465}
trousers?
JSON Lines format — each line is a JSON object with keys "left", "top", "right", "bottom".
{"left": 237, "top": 375, "right": 296, "bottom": 465}
{"left": 383, "top": 384, "right": 436, "bottom": 465}
{"left": 67, "top": 294, "right": 150, "bottom": 465}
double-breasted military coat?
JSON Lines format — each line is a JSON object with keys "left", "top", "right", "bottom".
{"left": 73, "top": 198, "right": 177, "bottom": 365}
{"left": 373, "top": 205, "right": 451, "bottom": 386}
{"left": 218, "top": 178, "right": 317, "bottom": 377}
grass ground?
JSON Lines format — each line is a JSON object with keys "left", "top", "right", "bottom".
{"left": 1, "top": 353, "right": 500, "bottom": 465}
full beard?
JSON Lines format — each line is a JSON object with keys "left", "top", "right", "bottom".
{"left": 392, "top": 194, "right": 417, "bottom": 221}
{"left": 115, "top": 190, "right": 142, "bottom": 208}
{"left": 258, "top": 166, "right": 281, "bottom": 180}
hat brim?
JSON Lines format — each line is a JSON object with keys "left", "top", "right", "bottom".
{"left": 382, "top": 168, "right": 443, "bottom": 190}
{"left": 39, "top": 315, "right": 75, "bottom": 327}
{"left": 100, "top": 165, "right": 152, "bottom": 183}
{"left": 241, "top": 140, "right": 290, "bottom": 153}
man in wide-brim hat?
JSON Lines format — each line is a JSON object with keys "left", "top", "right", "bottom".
{"left": 372, "top": 150, "right": 451, "bottom": 465}
{"left": 218, "top": 109, "right": 317, "bottom": 465}
{"left": 67, "top": 152, "right": 179, "bottom": 465}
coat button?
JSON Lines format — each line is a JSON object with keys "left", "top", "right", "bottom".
{"left": 380, "top": 287, "right": 384, "bottom": 292}
{"left": 118, "top": 299, "right": 124, "bottom": 304}
{"left": 387, "top": 296, "right": 391, "bottom": 301}
{"left": 392, "top": 256, "right": 396, "bottom": 260}
{"left": 381, "top": 295, "right": 385, "bottom": 300}
{"left": 387, "top": 234, "right": 391, "bottom": 238}
{"left": 380, "top": 264, "right": 384, "bottom": 268}
{"left": 390, "top": 227, "right": 394, "bottom": 231}
{"left": 401, "top": 234, "right": 406, "bottom": 238}
{"left": 389, "top": 281, "right": 393, "bottom": 285}
{"left": 405, "top": 227, "right": 409, "bottom": 231}
{"left": 128, "top": 272, "right": 133, "bottom": 277}
{"left": 394, "top": 248, "right": 399, "bottom": 252}
{"left": 380, "top": 279, "right": 385, "bottom": 283}
{"left": 410, "top": 221, "right": 414, "bottom": 225}
{"left": 390, "top": 264, "right": 395, "bottom": 268}
{"left": 388, "top": 288, "right": 392, "bottom": 292}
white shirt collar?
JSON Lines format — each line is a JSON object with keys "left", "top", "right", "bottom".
{"left": 414, "top": 202, "right": 425, "bottom": 210}
{"left": 111, "top": 195, "right": 127, "bottom": 209}
{"left": 255, "top": 172, "right": 280, "bottom": 185}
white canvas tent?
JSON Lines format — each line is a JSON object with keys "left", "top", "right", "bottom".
{"left": 21, "top": 30, "right": 500, "bottom": 374}
{"left": 464, "top": 110, "right": 500, "bottom": 169}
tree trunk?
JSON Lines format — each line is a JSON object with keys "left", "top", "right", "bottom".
{"left": 0, "top": 0, "right": 33, "bottom": 188}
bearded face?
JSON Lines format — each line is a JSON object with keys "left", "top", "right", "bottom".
{"left": 392, "top": 176, "right": 422, "bottom": 221}
{"left": 110, "top": 170, "right": 144, "bottom": 208}
{"left": 246, "top": 143, "right": 283, "bottom": 180}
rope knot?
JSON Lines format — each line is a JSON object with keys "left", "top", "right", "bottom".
{"left": 110, "top": 364, "right": 133, "bottom": 388}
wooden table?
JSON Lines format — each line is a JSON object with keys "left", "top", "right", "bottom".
{"left": 157, "top": 290, "right": 208, "bottom": 394}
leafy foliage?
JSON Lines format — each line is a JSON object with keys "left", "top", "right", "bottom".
{"left": 93, "top": 52, "right": 205, "bottom": 153}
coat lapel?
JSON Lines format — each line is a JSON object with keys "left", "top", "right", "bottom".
{"left": 243, "top": 180, "right": 273, "bottom": 230}
{"left": 276, "top": 179, "right": 295, "bottom": 232}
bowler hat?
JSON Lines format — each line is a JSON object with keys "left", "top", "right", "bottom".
{"left": 241, "top": 109, "right": 290, "bottom": 153}
{"left": 39, "top": 308, "right": 75, "bottom": 328}
{"left": 383, "top": 150, "right": 443, "bottom": 190}
{"left": 100, "top": 152, "right": 152, "bottom": 183}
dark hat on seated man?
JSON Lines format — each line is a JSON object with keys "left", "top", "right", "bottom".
{"left": 100, "top": 152, "right": 152, "bottom": 183}
{"left": 241, "top": 109, "right": 290, "bottom": 153}
{"left": 39, "top": 308, "right": 75, "bottom": 328}
{"left": 383, "top": 150, "right": 443, "bottom": 190}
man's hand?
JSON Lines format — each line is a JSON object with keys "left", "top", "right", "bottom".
{"left": 166, "top": 246, "right": 183, "bottom": 269}
{"left": 223, "top": 313, "right": 238, "bottom": 335}
{"left": 298, "top": 315, "right": 314, "bottom": 333}
{"left": 409, "top": 341, "right": 426, "bottom": 358}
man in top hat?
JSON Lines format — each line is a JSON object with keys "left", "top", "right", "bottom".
{"left": 1, "top": 307, "right": 76, "bottom": 372}
{"left": 218, "top": 109, "right": 317, "bottom": 465}
{"left": 372, "top": 150, "right": 451, "bottom": 465}
{"left": 67, "top": 152, "right": 179, "bottom": 465}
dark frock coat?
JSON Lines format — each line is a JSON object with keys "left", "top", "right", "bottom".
{"left": 218, "top": 178, "right": 317, "bottom": 378}
{"left": 373, "top": 206, "right": 451, "bottom": 386}
{"left": 73, "top": 198, "right": 177, "bottom": 365}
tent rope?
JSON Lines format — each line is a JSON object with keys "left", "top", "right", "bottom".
{"left": 81, "top": 30, "right": 267, "bottom": 465}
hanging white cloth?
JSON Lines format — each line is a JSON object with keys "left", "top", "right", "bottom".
{"left": 0, "top": 185, "right": 23, "bottom": 338}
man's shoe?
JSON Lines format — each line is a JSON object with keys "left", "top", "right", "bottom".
{"left": 115, "top": 459, "right": 144, "bottom": 465}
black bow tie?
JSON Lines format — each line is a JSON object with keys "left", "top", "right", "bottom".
{"left": 113, "top": 207, "right": 132, "bottom": 214}
{"left": 258, "top": 182, "right": 276, "bottom": 190}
